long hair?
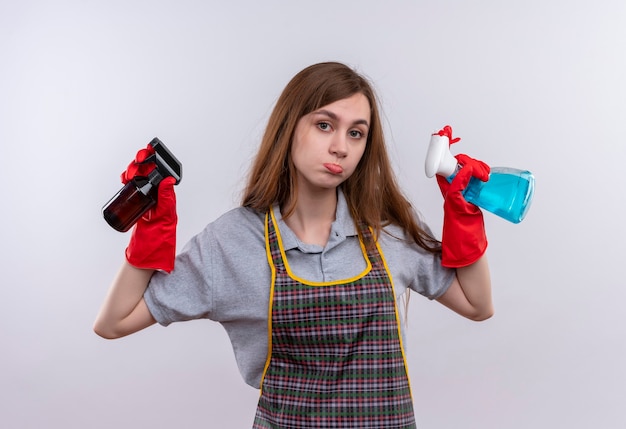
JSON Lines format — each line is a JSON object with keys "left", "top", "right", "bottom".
{"left": 242, "top": 62, "right": 440, "bottom": 253}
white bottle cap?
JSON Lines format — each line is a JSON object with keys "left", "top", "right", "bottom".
{"left": 425, "top": 134, "right": 458, "bottom": 178}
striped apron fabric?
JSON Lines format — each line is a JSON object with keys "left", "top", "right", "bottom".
{"left": 252, "top": 210, "right": 416, "bottom": 428}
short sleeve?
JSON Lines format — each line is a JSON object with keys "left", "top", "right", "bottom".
{"left": 144, "top": 226, "right": 215, "bottom": 326}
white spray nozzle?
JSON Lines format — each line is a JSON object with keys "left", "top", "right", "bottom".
{"left": 425, "top": 133, "right": 458, "bottom": 178}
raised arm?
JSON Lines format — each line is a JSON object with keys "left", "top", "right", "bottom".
{"left": 430, "top": 126, "right": 494, "bottom": 321}
{"left": 94, "top": 145, "right": 179, "bottom": 338}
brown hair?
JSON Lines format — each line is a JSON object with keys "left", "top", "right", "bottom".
{"left": 242, "top": 62, "right": 440, "bottom": 253}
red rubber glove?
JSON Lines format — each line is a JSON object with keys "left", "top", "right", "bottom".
{"left": 121, "top": 144, "right": 156, "bottom": 183}
{"left": 434, "top": 126, "right": 490, "bottom": 268}
{"left": 122, "top": 145, "right": 178, "bottom": 273}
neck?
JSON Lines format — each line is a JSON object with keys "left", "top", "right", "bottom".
{"left": 283, "top": 188, "right": 338, "bottom": 247}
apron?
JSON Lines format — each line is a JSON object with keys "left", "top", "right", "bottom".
{"left": 253, "top": 209, "right": 416, "bottom": 429}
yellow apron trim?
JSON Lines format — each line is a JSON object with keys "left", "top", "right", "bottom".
{"left": 268, "top": 206, "right": 372, "bottom": 287}
{"left": 258, "top": 212, "right": 276, "bottom": 395}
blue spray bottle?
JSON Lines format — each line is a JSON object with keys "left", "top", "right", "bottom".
{"left": 425, "top": 131, "right": 535, "bottom": 223}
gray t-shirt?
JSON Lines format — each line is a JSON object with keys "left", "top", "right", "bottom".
{"left": 144, "top": 191, "right": 455, "bottom": 388}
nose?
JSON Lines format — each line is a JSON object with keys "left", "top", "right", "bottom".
{"left": 330, "top": 133, "right": 348, "bottom": 158}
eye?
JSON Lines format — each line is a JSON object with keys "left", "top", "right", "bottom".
{"left": 317, "top": 122, "right": 332, "bottom": 132}
{"left": 349, "top": 129, "right": 364, "bottom": 139}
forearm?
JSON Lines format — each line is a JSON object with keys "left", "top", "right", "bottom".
{"left": 93, "top": 261, "right": 157, "bottom": 339}
{"left": 437, "top": 255, "right": 493, "bottom": 321}
{"left": 455, "top": 256, "right": 493, "bottom": 319}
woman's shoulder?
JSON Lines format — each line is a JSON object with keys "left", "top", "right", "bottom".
{"left": 213, "top": 206, "right": 265, "bottom": 225}
{"left": 208, "top": 206, "right": 266, "bottom": 240}
{"left": 378, "top": 211, "right": 436, "bottom": 255}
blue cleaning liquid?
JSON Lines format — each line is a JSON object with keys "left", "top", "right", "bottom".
{"left": 448, "top": 167, "right": 535, "bottom": 223}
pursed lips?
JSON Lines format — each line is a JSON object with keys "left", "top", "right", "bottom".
{"left": 323, "top": 163, "right": 344, "bottom": 174}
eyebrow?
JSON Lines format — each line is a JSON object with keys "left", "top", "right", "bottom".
{"left": 313, "top": 109, "right": 370, "bottom": 128}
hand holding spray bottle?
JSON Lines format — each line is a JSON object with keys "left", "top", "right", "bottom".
{"left": 425, "top": 126, "right": 535, "bottom": 224}
{"left": 102, "top": 138, "right": 182, "bottom": 232}
{"left": 101, "top": 138, "right": 182, "bottom": 273}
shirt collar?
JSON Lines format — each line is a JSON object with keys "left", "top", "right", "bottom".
{"left": 272, "top": 188, "right": 358, "bottom": 252}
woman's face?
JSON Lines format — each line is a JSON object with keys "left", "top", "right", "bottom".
{"left": 290, "top": 93, "right": 370, "bottom": 194}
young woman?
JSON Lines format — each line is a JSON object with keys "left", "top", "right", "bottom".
{"left": 94, "top": 61, "right": 493, "bottom": 428}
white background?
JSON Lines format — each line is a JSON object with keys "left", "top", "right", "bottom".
{"left": 1, "top": 1, "right": 625, "bottom": 428}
